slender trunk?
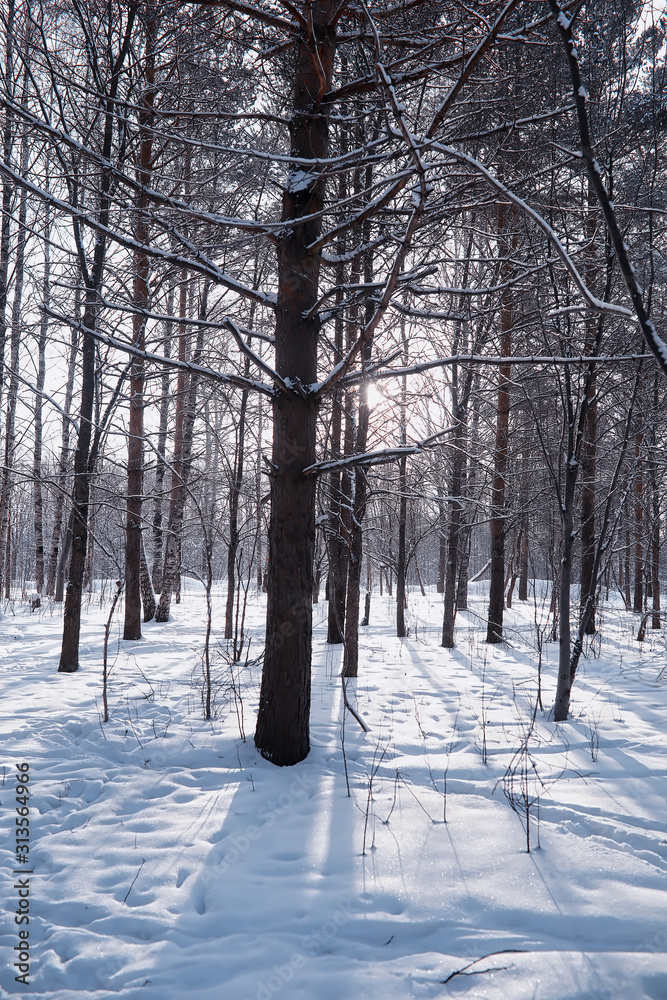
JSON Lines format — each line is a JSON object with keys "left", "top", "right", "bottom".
{"left": 342, "top": 212, "right": 374, "bottom": 678}
{"left": 442, "top": 444, "right": 464, "bottom": 647}
{"left": 650, "top": 378, "right": 661, "bottom": 629}
{"left": 155, "top": 284, "right": 206, "bottom": 622}
{"left": 326, "top": 139, "right": 349, "bottom": 645}
{"left": 634, "top": 419, "right": 644, "bottom": 613}
{"left": 519, "top": 523, "right": 529, "bottom": 600}
{"left": 580, "top": 178, "right": 599, "bottom": 634}
{"left": 225, "top": 369, "right": 249, "bottom": 639}
{"left": 486, "top": 285, "right": 512, "bottom": 642}
{"left": 47, "top": 319, "right": 78, "bottom": 596}
{"left": 140, "top": 528, "right": 156, "bottom": 622}
{"left": 436, "top": 504, "right": 446, "bottom": 594}
{"left": 0, "top": 0, "right": 15, "bottom": 446}
{"left": 396, "top": 456, "right": 408, "bottom": 637}
{"left": 58, "top": 294, "right": 97, "bottom": 672}
{"left": 396, "top": 326, "right": 408, "bottom": 638}
{"left": 33, "top": 201, "right": 50, "bottom": 594}
{"left": 58, "top": 6, "right": 136, "bottom": 669}
{"left": 0, "top": 124, "right": 29, "bottom": 594}
{"left": 151, "top": 294, "right": 172, "bottom": 592}
{"left": 124, "top": 9, "right": 155, "bottom": 639}
{"left": 554, "top": 502, "right": 575, "bottom": 722}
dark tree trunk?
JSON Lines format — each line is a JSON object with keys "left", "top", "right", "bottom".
{"left": 634, "top": 419, "right": 644, "bottom": 613}
{"left": 155, "top": 285, "right": 206, "bottom": 623}
{"left": 58, "top": 296, "right": 97, "bottom": 671}
{"left": 151, "top": 299, "right": 172, "bottom": 592}
{"left": 396, "top": 456, "right": 408, "bottom": 637}
{"left": 47, "top": 320, "right": 78, "bottom": 596}
{"left": 255, "top": 6, "right": 336, "bottom": 765}
{"left": 396, "top": 328, "right": 408, "bottom": 638}
{"left": 0, "top": 122, "right": 29, "bottom": 596}
{"left": 225, "top": 374, "right": 248, "bottom": 639}
{"left": 33, "top": 200, "right": 50, "bottom": 594}
{"left": 124, "top": 8, "right": 155, "bottom": 640}
{"left": 58, "top": 5, "right": 136, "bottom": 670}
{"left": 486, "top": 271, "right": 512, "bottom": 643}
{"left": 518, "top": 525, "right": 529, "bottom": 601}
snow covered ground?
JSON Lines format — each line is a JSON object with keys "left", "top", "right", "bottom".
{"left": 1, "top": 580, "right": 666, "bottom": 999}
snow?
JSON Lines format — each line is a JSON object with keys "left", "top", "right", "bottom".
{"left": 287, "top": 171, "right": 318, "bottom": 194}
{"left": 1, "top": 581, "right": 667, "bottom": 998}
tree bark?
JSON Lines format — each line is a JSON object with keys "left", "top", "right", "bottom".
{"left": 33, "top": 200, "right": 50, "bottom": 594}
{"left": 47, "top": 319, "right": 78, "bottom": 597}
{"left": 124, "top": 6, "right": 156, "bottom": 640}
{"left": 633, "top": 418, "right": 644, "bottom": 613}
{"left": 255, "top": 6, "right": 336, "bottom": 764}
{"left": 155, "top": 282, "right": 206, "bottom": 622}
{"left": 58, "top": 293, "right": 98, "bottom": 671}
{"left": 0, "top": 119, "right": 29, "bottom": 596}
{"left": 151, "top": 288, "right": 172, "bottom": 592}
{"left": 486, "top": 224, "right": 512, "bottom": 643}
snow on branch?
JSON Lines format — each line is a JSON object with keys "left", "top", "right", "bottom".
{"left": 549, "top": 0, "right": 667, "bottom": 377}
{"left": 220, "top": 317, "right": 291, "bottom": 394}
{"left": 44, "top": 308, "right": 276, "bottom": 397}
{"left": 338, "top": 352, "right": 652, "bottom": 387}
{"left": 426, "top": 141, "right": 633, "bottom": 320}
{"left": 0, "top": 157, "right": 276, "bottom": 309}
{"left": 302, "top": 427, "right": 457, "bottom": 476}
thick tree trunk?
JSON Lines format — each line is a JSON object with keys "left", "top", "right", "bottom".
{"left": 254, "top": 7, "right": 336, "bottom": 765}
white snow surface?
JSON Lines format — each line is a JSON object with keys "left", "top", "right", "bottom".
{"left": 1, "top": 581, "right": 667, "bottom": 999}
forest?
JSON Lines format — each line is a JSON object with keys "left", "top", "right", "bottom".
{"left": 1, "top": 2, "right": 667, "bottom": 998}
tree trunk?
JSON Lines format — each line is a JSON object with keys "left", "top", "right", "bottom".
{"left": 518, "top": 524, "right": 529, "bottom": 601}
{"left": 554, "top": 500, "right": 574, "bottom": 722}
{"left": 58, "top": 294, "right": 98, "bottom": 672}
{"left": 151, "top": 292, "right": 172, "bottom": 593}
{"left": 0, "top": 122, "right": 29, "bottom": 595}
{"left": 396, "top": 327, "right": 408, "bottom": 638}
{"left": 486, "top": 241, "right": 512, "bottom": 643}
{"left": 255, "top": 7, "right": 336, "bottom": 765}
{"left": 33, "top": 200, "right": 50, "bottom": 594}
{"left": 140, "top": 529, "right": 156, "bottom": 622}
{"left": 633, "top": 419, "right": 644, "bottom": 613}
{"left": 155, "top": 284, "right": 206, "bottom": 622}
{"left": 396, "top": 455, "right": 408, "bottom": 637}
{"left": 225, "top": 370, "right": 248, "bottom": 639}
{"left": 0, "top": 0, "right": 15, "bottom": 449}
{"left": 124, "top": 8, "right": 155, "bottom": 640}
{"left": 47, "top": 319, "right": 78, "bottom": 596}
